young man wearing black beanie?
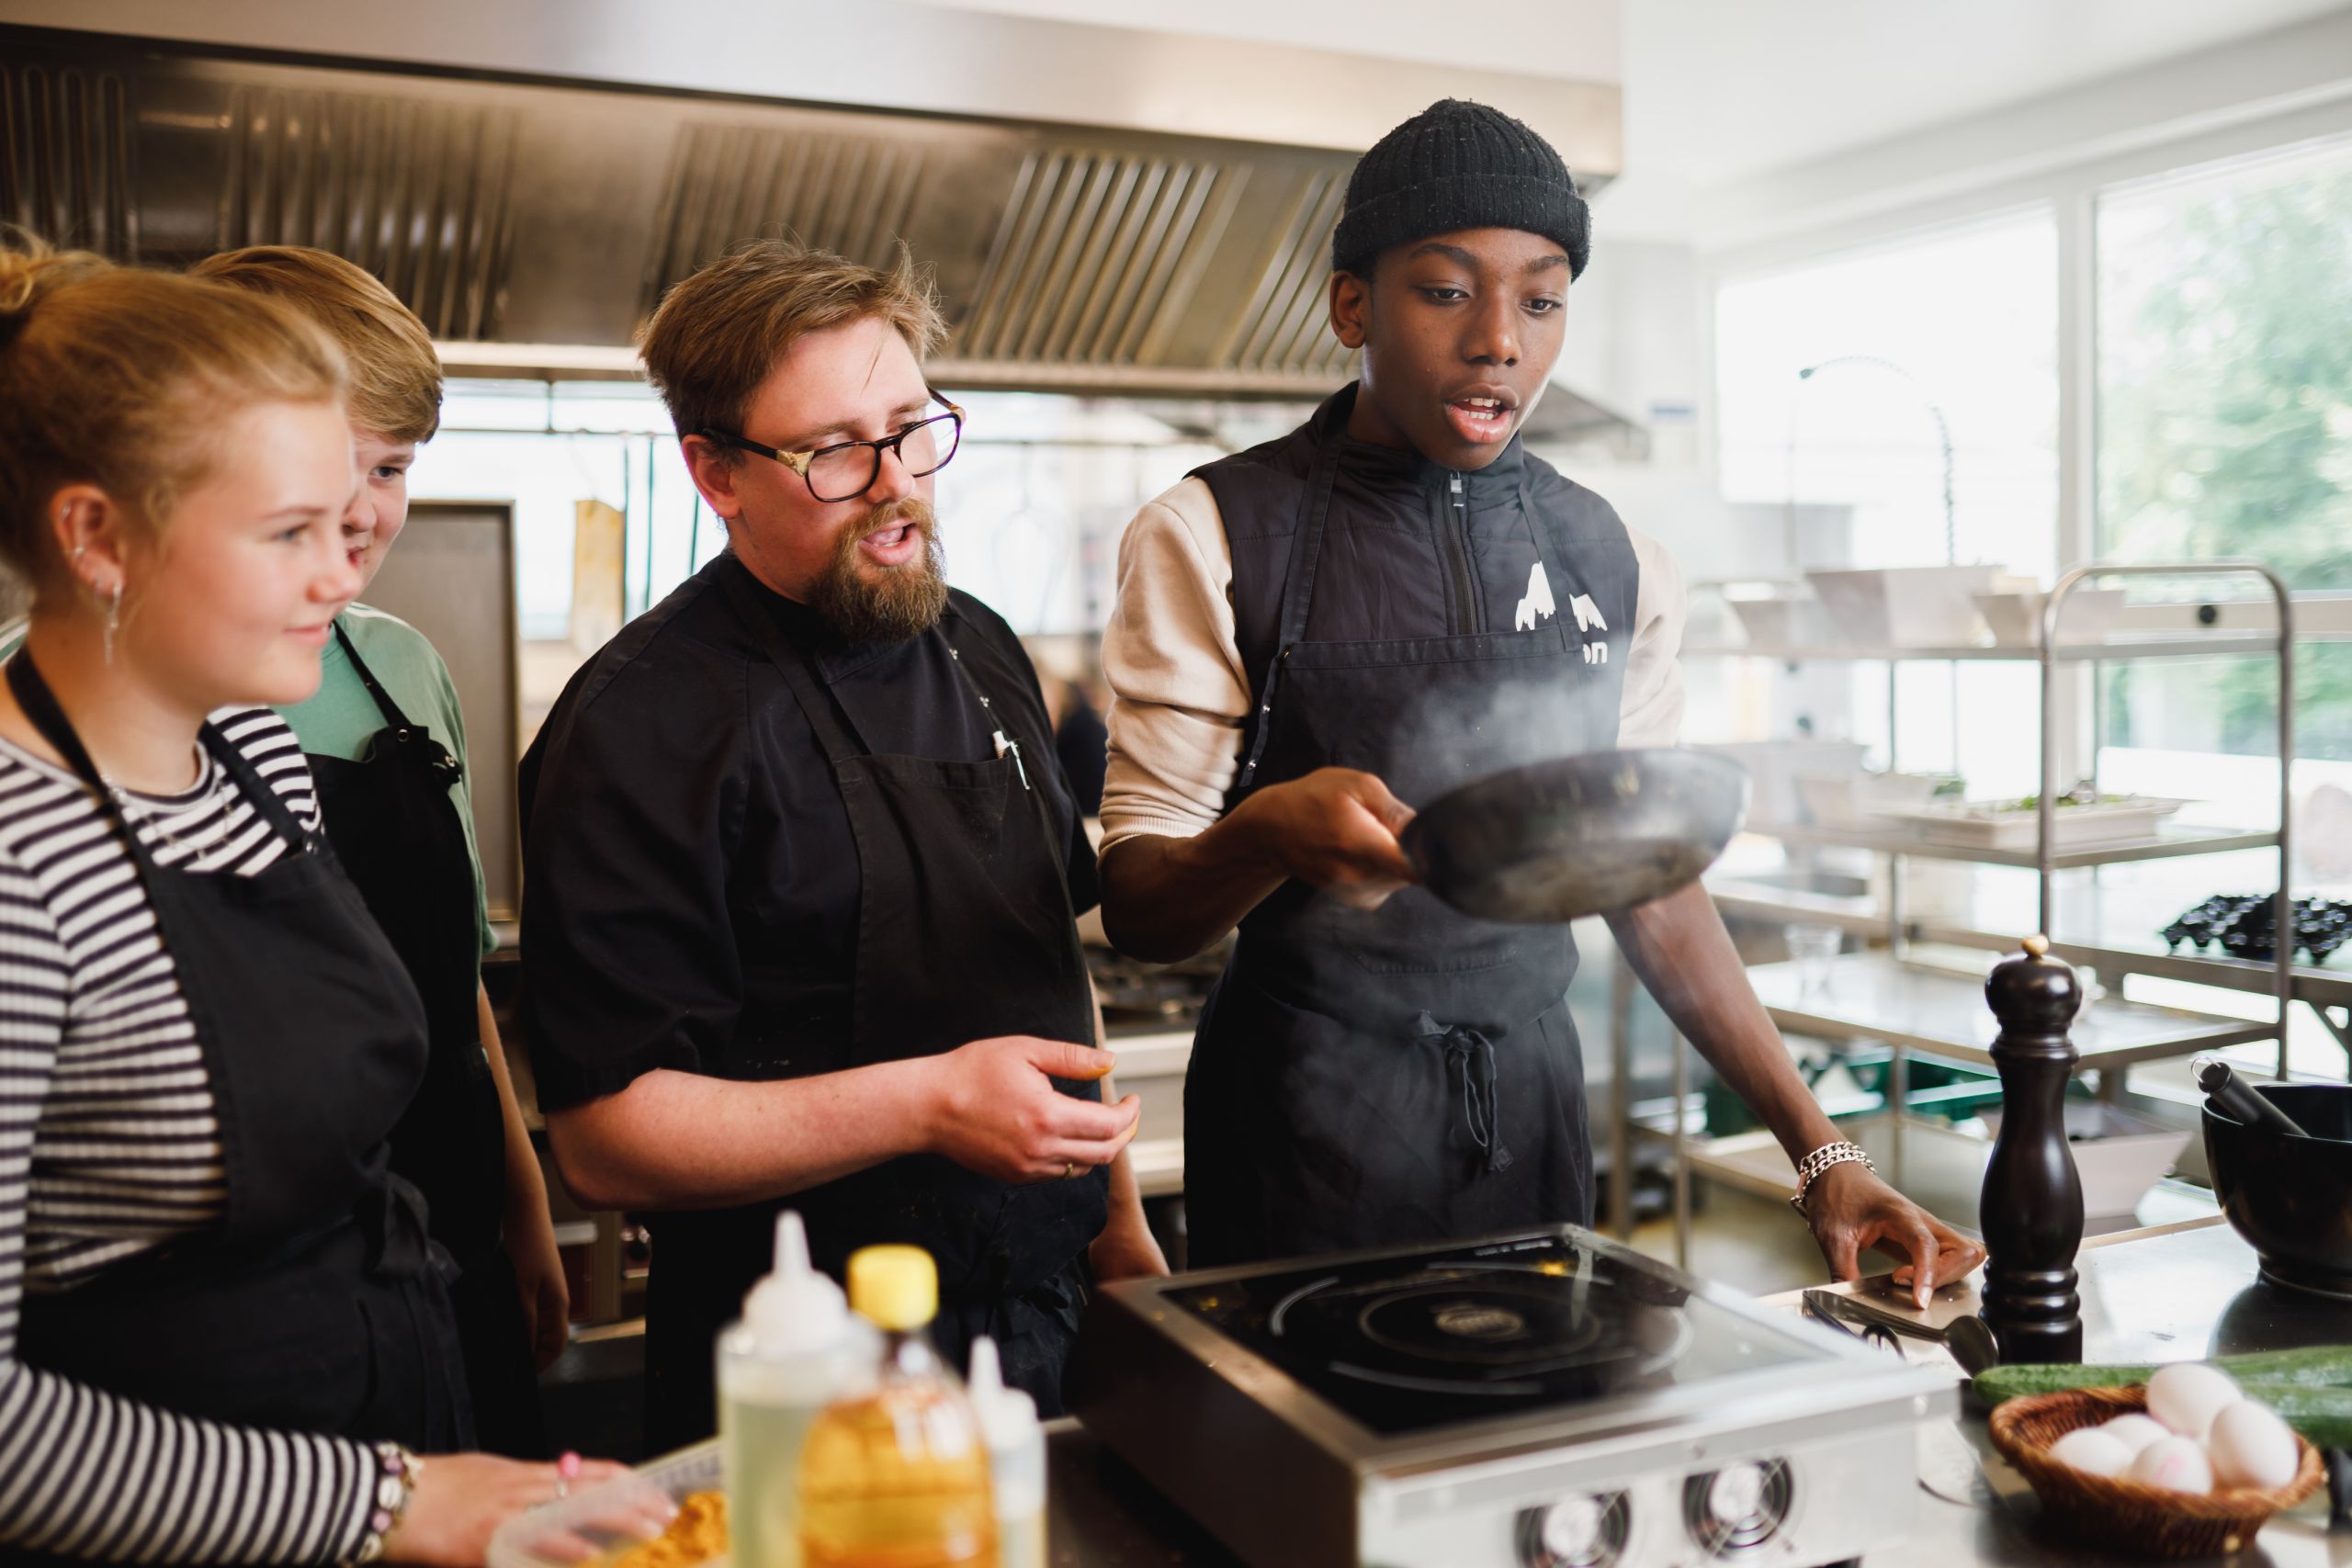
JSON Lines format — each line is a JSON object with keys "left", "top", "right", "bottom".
{"left": 1098, "top": 99, "right": 1980, "bottom": 1303}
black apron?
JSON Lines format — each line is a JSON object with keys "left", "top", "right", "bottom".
{"left": 1185, "top": 441, "right": 1626, "bottom": 1267}
{"left": 639, "top": 562, "right": 1107, "bottom": 1450}
{"left": 306, "top": 621, "right": 544, "bottom": 1456}
{"left": 9, "top": 651, "right": 470, "bottom": 1470}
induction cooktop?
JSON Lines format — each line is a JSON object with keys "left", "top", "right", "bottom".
{"left": 1070, "top": 1227, "right": 1955, "bottom": 1568}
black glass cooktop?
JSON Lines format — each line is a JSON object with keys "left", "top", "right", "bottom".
{"left": 1170, "top": 1231, "right": 1828, "bottom": 1436}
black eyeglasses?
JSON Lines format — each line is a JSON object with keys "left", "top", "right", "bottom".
{"left": 699, "top": 389, "right": 965, "bottom": 503}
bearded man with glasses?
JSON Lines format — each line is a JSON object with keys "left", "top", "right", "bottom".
{"left": 520, "top": 242, "right": 1165, "bottom": 1450}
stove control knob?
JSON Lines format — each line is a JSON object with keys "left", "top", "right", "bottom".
{"left": 1514, "top": 1491, "right": 1627, "bottom": 1567}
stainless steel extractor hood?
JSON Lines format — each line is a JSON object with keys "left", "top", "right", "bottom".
{"left": 0, "top": 20, "right": 1640, "bottom": 447}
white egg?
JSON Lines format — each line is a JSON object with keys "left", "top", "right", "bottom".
{"left": 2208, "top": 1401, "right": 2300, "bottom": 1491}
{"left": 2099, "top": 1414, "right": 2171, "bottom": 1456}
{"left": 2048, "top": 1427, "right": 2135, "bottom": 1478}
{"left": 2129, "top": 1436, "right": 2215, "bottom": 1495}
{"left": 2147, "top": 1363, "right": 2243, "bottom": 1439}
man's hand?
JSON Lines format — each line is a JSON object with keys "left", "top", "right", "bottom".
{"left": 1237, "top": 767, "right": 1419, "bottom": 909}
{"left": 926, "top": 1037, "right": 1142, "bottom": 1184}
{"left": 1101, "top": 768, "right": 1420, "bottom": 961}
{"left": 1803, "top": 1163, "right": 1986, "bottom": 1309}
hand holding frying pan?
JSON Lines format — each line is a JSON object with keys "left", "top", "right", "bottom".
{"left": 1250, "top": 767, "right": 1421, "bottom": 908}
{"left": 1399, "top": 749, "right": 1751, "bottom": 924}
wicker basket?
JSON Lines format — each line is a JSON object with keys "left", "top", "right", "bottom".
{"left": 1988, "top": 1386, "right": 2325, "bottom": 1559}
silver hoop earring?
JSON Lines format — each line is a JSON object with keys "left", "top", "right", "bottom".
{"left": 103, "top": 580, "right": 122, "bottom": 667}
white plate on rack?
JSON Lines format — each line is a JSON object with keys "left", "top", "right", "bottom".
{"left": 1892, "top": 796, "right": 2188, "bottom": 851}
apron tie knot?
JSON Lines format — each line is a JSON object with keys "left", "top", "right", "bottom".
{"left": 1417, "top": 1010, "right": 1514, "bottom": 1176}
{"left": 366, "top": 1172, "right": 457, "bottom": 1286}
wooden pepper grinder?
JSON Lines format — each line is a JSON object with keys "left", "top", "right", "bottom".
{"left": 1979, "top": 934, "right": 2086, "bottom": 1363}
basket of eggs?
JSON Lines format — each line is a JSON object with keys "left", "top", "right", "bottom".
{"left": 1987, "top": 1362, "right": 2324, "bottom": 1559}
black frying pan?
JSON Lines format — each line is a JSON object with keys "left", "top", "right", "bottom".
{"left": 1399, "top": 748, "right": 1750, "bottom": 924}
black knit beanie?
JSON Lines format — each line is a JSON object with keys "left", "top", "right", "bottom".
{"left": 1331, "top": 98, "right": 1591, "bottom": 279}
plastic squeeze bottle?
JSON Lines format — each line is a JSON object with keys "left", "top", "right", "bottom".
{"left": 966, "top": 1337, "right": 1045, "bottom": 1568}
{"left": 797, "top": 1246, "right": 998, "bottom": 1568}
{"left": 718, "top": 1213, "right": 879, "bottom": 1568}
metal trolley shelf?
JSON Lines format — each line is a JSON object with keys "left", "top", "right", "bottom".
{"left": 1620, "top": 561, "right": 2299, "bottom": 1257}
{"left": 1742, "top": 951, "right": 2278, "bottom": 1070}
{"left": 1686, "top": 632, "right": 2294, "bottom": 664}
{"left": 1742, "top": 818, "right": 2279, "bottom": 872}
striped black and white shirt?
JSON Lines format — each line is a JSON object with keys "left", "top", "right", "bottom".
{"left": 0, "top": 708, "right": 378, "bottom": 1563}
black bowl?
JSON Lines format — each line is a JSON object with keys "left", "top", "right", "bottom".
{"left": 2204, "top": 1084, "right": 2352, "bottom": 1300}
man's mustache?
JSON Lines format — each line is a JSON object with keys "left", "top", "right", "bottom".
{"left": 854, "top": 499, "right": 934, "bottom": 540}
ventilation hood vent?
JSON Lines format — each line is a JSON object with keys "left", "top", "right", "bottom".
{"left": 216, "top": 82, "right": 521, "bottom": 339}
{"left": 2, "top": 26, "right": 1640, "bottom": 450}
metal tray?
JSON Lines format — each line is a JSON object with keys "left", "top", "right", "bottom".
{"left": 1894, "top": 796, "right": 2187, "bottom": 851}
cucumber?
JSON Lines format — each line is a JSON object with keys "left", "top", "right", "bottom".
{"left": 1973, "top": 1363, "right": 2162, "bottom": 1404}
{"left": 2238, "top": 1382, "right": 2352, "bottom": 1450}
{"left": 1973, "top": 1346, "right": 2352, "bottom": 1408}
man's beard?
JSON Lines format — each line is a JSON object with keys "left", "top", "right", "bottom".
{"left": 807, "top": 498, "right": 949, "bottom": 644}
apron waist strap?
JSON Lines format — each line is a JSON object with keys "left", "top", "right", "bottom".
{"left": 364, "top": 1173, "right": 447, "bottom": 1282}
{"left": 1416, "top": 1010, "right": 1515, "bottom": 1176}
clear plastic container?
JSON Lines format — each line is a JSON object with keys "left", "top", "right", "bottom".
{"left": 486, "top": 1440, "right": 726, "bottom": 1568}
{"left": 966, "top": 1338, "right": 1044, "bottom": 1568}
{"left": 718, "top": 1213, "right": 879, "bottom": 1568}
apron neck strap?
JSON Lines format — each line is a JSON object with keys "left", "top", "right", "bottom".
{"left": 1231, "top": 443, "right": 1342, "bottom": 791}
{"left": 9, "top": 647, "right": 117, "bottom": 800}
{"left": 716, "top": 556, "right": 867, "bottom": 768}
{"left": 1272, "top": 442, "right": 1346, "bottom": 655}
{"left": 332, "top": 618, "right": 413, "bottom": 732}
{"left": 716, "top": 554, "right": 1022, "bottom": 793}
{"left": 1516, "top": 467, "right": 1571, "bottom": 595}
{"left": 201, "top": 718, "right": 311, "bottom": 848}
{"left": 1235, "top": 444, "right": 1569, "bottom": 793}
{"left": 5, "top": 649, "right": 309, "bottom": 859}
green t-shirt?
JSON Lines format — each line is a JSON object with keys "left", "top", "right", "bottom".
{"left": 278, "top": 604, "right": 497, "bottom": 958}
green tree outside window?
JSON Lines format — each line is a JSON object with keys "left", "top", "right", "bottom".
{"left": 2100, "top": 152, "right": 2352, "bottom": 758}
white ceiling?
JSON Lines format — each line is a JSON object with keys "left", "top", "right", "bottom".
{"left": 922, "top": 0, "right": 2352, "bottom": 235}
{"left": 1623, "top": 0, "right": 2348, "bottom": 186}
{"left": 1608, "top": 0, "right": 2352, "bottom": 235}
{"left": 918, "top": 0, "right": 1624, "bottom": 80}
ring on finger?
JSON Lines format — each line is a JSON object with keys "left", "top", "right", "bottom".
{"left": 1063, "top": 1160, "right": 1080, "bottom": 1180}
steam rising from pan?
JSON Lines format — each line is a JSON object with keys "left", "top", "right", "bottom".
{"left": 1400, "top": 750, "right": 1750, "bottom": 924}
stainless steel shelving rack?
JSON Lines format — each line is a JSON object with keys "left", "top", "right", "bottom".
{"left": 1614, "top": 562, "right": 2302, "bottom": 1257}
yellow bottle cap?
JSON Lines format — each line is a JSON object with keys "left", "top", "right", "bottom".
{"left": 846, "top": 1245, "right": 937, "bottom": 1331}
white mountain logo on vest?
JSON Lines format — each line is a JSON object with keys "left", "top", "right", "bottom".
{"left": 1515, "top": 564, "right": 1610, "bottom": 663}
{"left": 1512, "top": 560, "right": 1555, "bottom": 631}
{"left": 1575, "top": 592, "right": 1610, "bottom": 663}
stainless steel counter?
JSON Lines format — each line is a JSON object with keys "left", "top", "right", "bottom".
{"left": 1047, "top": 1217, "right": 2352, "bottom": 1566}
{"left": 1046, "top": 1421, "right": 1241, "bottom": 1567}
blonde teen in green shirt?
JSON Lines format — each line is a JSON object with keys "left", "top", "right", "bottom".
{"left": 197, "top": 247, "right": 568, "bottom": 1457}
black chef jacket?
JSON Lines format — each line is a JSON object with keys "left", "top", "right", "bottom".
{"left": 518, "top": 553, "right": 1098, "bottom": 1109}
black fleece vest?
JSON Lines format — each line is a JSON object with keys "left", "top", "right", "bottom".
{"left": 1196, "top": 386, "right": 1640, "bottom": 801}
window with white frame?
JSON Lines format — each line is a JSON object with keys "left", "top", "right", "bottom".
{"left": 1712, "top": 210, "right": 2061, "bottom": 789}
{"left": 1715, "top": 209, "right": 2060, "bottom": 581}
